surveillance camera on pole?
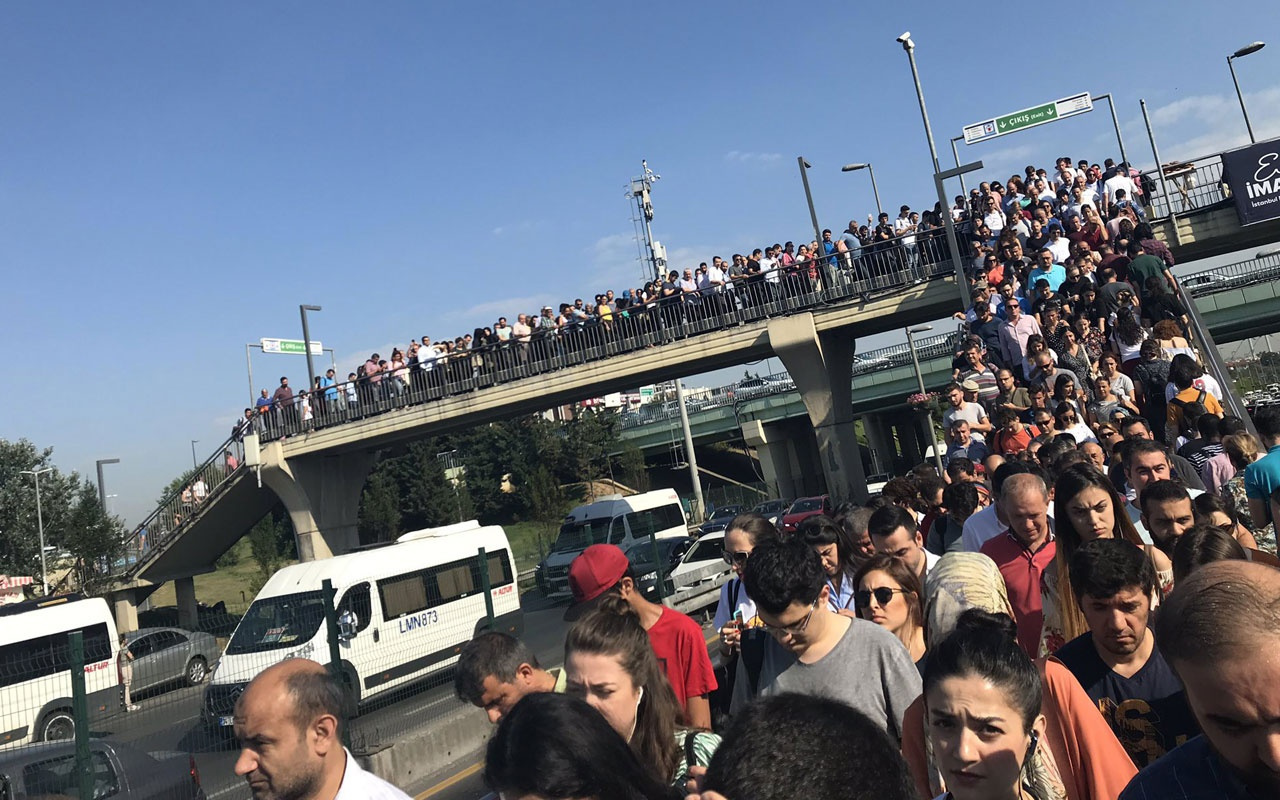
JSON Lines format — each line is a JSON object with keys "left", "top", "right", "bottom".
{"left": 897, "top": 31, "right": 913, "bottom": 50}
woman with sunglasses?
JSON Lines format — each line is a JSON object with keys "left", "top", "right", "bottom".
{"left": 852, "top": 554, "right": 926, "bottom": 669}
{"left": 799, "top": 515, "right": 861, "bottom": 616}
{"left": 713, "top": 513, "right": 776, "bottom": 658}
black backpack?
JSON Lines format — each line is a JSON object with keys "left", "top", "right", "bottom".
{"left": 1170, "top": 390, "right": 1208, "bottom": 435}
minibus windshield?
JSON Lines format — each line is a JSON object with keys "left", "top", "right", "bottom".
{"left": 226, "top": 591, "right": 327, "bottom": 655}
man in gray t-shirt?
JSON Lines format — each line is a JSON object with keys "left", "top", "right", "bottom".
{"left": 731, "top": 540, "right": 922, "bottom": 739}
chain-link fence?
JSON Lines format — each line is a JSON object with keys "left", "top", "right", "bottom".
{"left": 1, "top": 540, "right": 516, "bottom": 799}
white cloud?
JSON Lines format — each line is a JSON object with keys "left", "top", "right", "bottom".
{"left": 724, "top": 150, "right": 784, "bottom": 164}
{"left": 1129, "top": 85, "right": 1280, "bottom": 167}
{"left": 491, "top": 220, "right": 542, "bottom": 237}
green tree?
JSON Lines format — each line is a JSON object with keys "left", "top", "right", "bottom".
{"left": 247, "top": 514, "right": 285, "bottom": 594}
{"left": 358, "top": 471, "right": 402, "bottom": 544}
{"left": 0, "top": 438, "right": 124, "bottom": 594}
{"left": 616, "top": 443, "right": 650, "bottom": 493}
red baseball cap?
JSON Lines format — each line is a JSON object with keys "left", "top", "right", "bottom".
{"left": 564, "top": 544, "right": 629, "bottom": 622}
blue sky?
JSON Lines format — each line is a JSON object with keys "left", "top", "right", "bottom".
{"left": 4, "top": 2, "right": 1279, "bottom": 525}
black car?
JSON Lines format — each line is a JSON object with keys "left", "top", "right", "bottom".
{"left": 624, "top": 536, "right": 695, "bottom": 599}
{"left": 697, "top": 504, "right": 744, "bottom": 536}
{"left": 0, "top": 739, "right": 205, "bottom": 799}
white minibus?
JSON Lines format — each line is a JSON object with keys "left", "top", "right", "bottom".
{"left": 536, "top": 488, "right": 689, "bottom": 596}
{"left": 203, "top": 520, "right": 521, "bottom": 729}
{"left": 0, "top": 595, "right": 120, "bottom": 747}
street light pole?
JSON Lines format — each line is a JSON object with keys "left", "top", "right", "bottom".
{"left": 897, "top": 32, "right": 941, "bottom": 175}
{"left": 1227, "top": 41, "right": 1265, "bottom": 143}
{"left": 905, "top": 326, "right": 945, "bottom": 475}
{"left": 1092, "top": 93, "right": 1132, "bottom": 175}
{"left": 797, "top": 157, "right": 824, "bottom": 246}
{"left": 948, "top": 137, "right": 966, "bottom": 196}
{"left": 840, "top": 163, "right": 882, "bottom": 220}
{"left": 20, "top": 468, "right": 53, "bottom": 595}
{"left": 95, "top": 458, "right": 119, "bottom": 510}
{"left": 300, "top": 304, "right": 322, "bottom": 397}
{"left": 190, "top": 440, "right": 199, "bottom": 471}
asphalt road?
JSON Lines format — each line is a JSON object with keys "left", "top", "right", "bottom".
{"left": 94, "top": 590, "right": 577, "bottom": 800}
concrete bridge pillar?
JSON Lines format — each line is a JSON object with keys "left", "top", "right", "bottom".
{"left": 175, "top": 576, "right": 198, "bottom": 630}
{"left": 862, "top": 413, "right": 895, "bottom": 475}
{"left": 893, "top": 413, "right": 923, "bottom": 468}
{"left": 767, "top": 313, "right": 868, "bottom": 503}
{"left": 741, "top": 420, "right": 804, "bottom": 500}
{"left": 113, "top": 589, "right": 140, "bottom": 634}
{"left": 260, "top": 441, "right": 379, "bottom": 562}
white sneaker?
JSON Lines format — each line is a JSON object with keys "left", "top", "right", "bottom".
{"left": 127, "top": 705, "right": 139, "bottom": 712}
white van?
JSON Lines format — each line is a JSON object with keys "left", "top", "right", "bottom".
{"left": 202, "top": 520, "right": 521, "bottom": 729}
{"left": 0, "top": 595, "right": 120, "bottom": 747}
{"left": 536, "top": 489, "right": 689, "bottom": 596}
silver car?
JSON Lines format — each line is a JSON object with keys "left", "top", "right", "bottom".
{"left": 125, "top": 627, "right": 219, "bottom": 692}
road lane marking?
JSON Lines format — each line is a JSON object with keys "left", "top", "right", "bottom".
{"left": 416, "top": 760, "right": 483, "bottom": 799}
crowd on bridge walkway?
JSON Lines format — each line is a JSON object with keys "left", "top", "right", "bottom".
{"left": 229, "top": 154, "right": 1163, "bottom": 445}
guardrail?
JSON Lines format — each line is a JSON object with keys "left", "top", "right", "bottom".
{"left": 1140, "top": 153, "right": 1229, "bottom": 219}
{"left": 618, "top": 329, "right": 963, "bottom": 430}
{"left": 663, "top": 561, "right": 733, "bottom": 618}
{"left": 1180, "top": 249, "right": 1280, "bottom": 298}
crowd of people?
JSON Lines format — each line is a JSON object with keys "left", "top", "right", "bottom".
{"left": 217, "top": 153, "right": 1280, "bottom": 800}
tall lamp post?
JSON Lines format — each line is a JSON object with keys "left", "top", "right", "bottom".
{"left": 905, "top": 326, "right": 945, "bottom": 475}
{"left": 896, "top": 32, "right": 941, "bottom": 174}
{"left": 796, "top": 157, "right": 824, "bottom": 246}
{"left": 840, "top": 163, "right": 883, "bottom": 220}
{"left": 947, "top": 138, "right": 967, "bottom": 196}
{"left": 1227, "top": 41, "right": 1265, "bottom": 143}
{"left": 300, "top": 304, "right": 323, "bottom": 397}
{"left": 95, "top": 458, "right": 119, "bottom": 510}
{"left": 190, "top": 440, "right": 199, "bottom": 471}
{"left": 20, "top": 467, "right": 53, "bottom": 595}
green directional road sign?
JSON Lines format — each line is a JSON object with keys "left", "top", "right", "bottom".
{"left": 261, "top": 337, "right": 323, "bottom": 355}
{"left": 962, "top": 92, "right": 1092, "bottom": 145}
{"left": 996, "top": 101, "right": 1057, "bottom": 134}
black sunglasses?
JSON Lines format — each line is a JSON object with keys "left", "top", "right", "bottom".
{"left": 722, "top": 550, "right": 751, "bottom": 566}
{"left": 856, "top": 587, "right": 910, "bottom": 608}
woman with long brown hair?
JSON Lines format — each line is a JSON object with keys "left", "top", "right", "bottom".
{"left": 852, "top": 554, "right": 926, "bottom": 668}
{"left": 1040, "top": 464, "right": 1170, "bottom": 655}
{"left": 565, "top": 596, "right": 719, "bottom": 788}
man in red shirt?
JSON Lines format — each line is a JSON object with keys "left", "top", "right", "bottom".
{"left": 991, "top": 408, "right": 1041, "bottom": 456}
{"left": 565, "top": 544, "right": 715, "bottom": 729}
{"left": 981, "top": 473, "right": 1055, "bottom": 656}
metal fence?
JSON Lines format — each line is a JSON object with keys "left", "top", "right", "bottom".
{"left": 1140, "top": 152, "right": 1229, "bottom": 219}
{"left": 5, "top": 547, "right": 510, "bottom": 799}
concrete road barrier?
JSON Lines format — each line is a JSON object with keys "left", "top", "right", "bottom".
{"left": 357, "top": 702, "right": 492, "bottom": 790}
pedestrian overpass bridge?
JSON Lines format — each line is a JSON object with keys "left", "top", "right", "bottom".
{"left": 102, "top": 150, "right": 1280, "bottom": 631}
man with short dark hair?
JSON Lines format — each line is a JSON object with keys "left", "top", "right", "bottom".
{"left": 234, "top": 659, "right": 410, "bottom": 799}
{"left": 868, "top": 505, "right": 938, "bottom": 580}
{"left": 1119, "top": 561, "right": 1280, "bottom": 799}
{"left": 944, "top": 420, "right": 989, "bottom": 474}
{"left": 706, "top": 693, "right": 917, "bottom": 800}
{"left": 1243, "top": 405, "right": 1280, "bottom": 530}
{"left": 1055, "top": 539, "right": 1197, "bottom": 768}
{"left": 454, "top": 631, "right": 565, "bottom": 724}
{"left": 730, "top": 540, "right": 921, "bottom": 736}
{"left": 1126, "top": 442, "right": 1202, "bottom": 545}
{"left": 565, "top": 544, "right": 715, "bottom": 729}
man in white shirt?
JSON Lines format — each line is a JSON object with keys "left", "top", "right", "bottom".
{"left": 867, "top": 505, "right": 940, "bottom": 581}
{"left": 234, "top": 659, "right": 411, "bottom": 800}
{"left": 1104, "top": 167, "right": 1139, "bottom": 211}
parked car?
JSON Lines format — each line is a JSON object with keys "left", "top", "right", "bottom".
{"left": 866, "top": 473, "right": 891, "bottom": 498}
{"left": 0, "top": 739, "right": 205, "bottom": 799}
{"left": 124, "top": 626, "right": 219, "bottom": 693}
{"left": 781, "top": 495, "right": 832, "bottom": 534}
{"left": 697, "top": 504, "right": 744, "bottom": 536}
{"left": 626, "top": 536, "right": 696, "bottom": 600}
{"left": 751, "top": 498, "right": 789, "bottom": 527}
{"left": 637, "top": 532, "right": 733, "bottom": 610}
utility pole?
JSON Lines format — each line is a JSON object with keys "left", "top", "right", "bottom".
{"left": 627, "top": 162, "right": 704, "bottom": 520}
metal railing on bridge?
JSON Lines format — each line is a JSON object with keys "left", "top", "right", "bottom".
{"left": 1140, "top": 151, "right": 1229, "bottom": 219}
{"left": 248, "top": 230, "right": 964, "bottom": 443}
{"left": 617, "top": 330, "right": 962, "bottom": 429}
